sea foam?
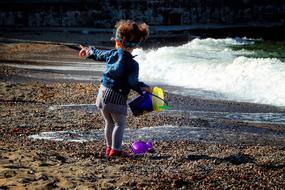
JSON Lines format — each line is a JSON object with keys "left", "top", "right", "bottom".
{"left": 134, "top": 38, "right": 285, "bottom": 106}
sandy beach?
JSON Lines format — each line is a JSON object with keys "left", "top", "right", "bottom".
{"left": 0, "top": 41, "right": 285, "bottom": 189}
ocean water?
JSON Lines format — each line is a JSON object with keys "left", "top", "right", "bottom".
{"left": 134, "top": 38, "right": 285, "bottom": 107}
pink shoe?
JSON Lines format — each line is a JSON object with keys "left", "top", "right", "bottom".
{"left": 105, "top": 147, "right": 112, "bottom": 156}
{"left": 109, "top": 149, "right": 122, "bottom": 157}
{"left": 109, "top": 149, "right": 129, "bottom": 157}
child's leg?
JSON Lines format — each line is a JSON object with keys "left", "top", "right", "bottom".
{"left": 101, "top": 110, "right": 115, "bottom": 148}
{"left": 110, "top": 112, "right": 126, "bottom": 151}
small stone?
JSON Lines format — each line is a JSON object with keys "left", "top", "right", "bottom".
{"left": 27, "top": 170, "right": 35, "bottom": 174}
{"left": 17, "top": 177, "right": 35, "bottom": 183}
{"left": 172, "top": 179, "right": 188, "bottom": 188}
{"left": 38, "top": 173, "right": 49, "bottom": 181}
{"left": 3, "top": 170, "right": 17, "bottom": 178}
{"left": 39, "top": 162, "right": 53, "bottom": 167}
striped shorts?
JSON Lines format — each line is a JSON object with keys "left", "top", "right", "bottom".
{"left": 96, "top": 85, "right": 128, "bottom": 115}
{"left": 102, "top": 86, "right": 127, "bottom": 105}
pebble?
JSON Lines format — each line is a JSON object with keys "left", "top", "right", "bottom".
{"left": 2, "top": 170, "right": 17, "bottom": 178}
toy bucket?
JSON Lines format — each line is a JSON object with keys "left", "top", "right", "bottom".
{"left": 128, "top": 87, "right": 166, "bottom": 117}
{"left": 128, "top": 92, "right": 153, "bottom": 116}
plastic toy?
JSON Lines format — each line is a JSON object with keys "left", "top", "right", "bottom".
{"left": 130, "top": 140, "right": 153, "bottom": 154}
{"left": 128, "top": 87, "right": 167, "bottom": 116}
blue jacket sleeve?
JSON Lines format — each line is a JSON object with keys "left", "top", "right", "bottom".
{"left": 128, "top": 63, "right": 149, "bottom": 95}
{"left": 86, "top": 46, "right": 114, "bottom": 61}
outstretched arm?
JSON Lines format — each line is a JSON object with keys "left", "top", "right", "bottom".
{"left": 79, "top": 45, "right": 114, "bottom": 61}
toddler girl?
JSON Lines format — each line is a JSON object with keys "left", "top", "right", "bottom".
{"left": 79, "top": 20, "right": 151, "bottom": 157}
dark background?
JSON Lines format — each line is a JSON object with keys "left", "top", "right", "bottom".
{"left": 0, "top": 0, "right": 285, "bottom": 41}
{"left": 0, "top": 0, "right": 284, "bottom": 27}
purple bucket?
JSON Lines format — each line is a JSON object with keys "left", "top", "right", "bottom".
{"left": 128, "top": 92, "right": 153, "bottom": 116}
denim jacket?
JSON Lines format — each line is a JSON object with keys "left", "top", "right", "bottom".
{"left": 87, "top": 47, "right": 148, "bottom": 95}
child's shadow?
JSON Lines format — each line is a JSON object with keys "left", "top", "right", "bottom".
{"left": 187, "top": 153, "right": 285, "bottom": 169}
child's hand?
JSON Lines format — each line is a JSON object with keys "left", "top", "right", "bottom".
{"left": 79, "top": 45, "right": 88, "bottom": 58}
{"left": 142, "top": 86, "right": 153, "bottom": 93}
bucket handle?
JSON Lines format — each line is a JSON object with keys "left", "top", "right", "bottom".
{"left": 145, "top": 92, "right": 169, "bottom": 106}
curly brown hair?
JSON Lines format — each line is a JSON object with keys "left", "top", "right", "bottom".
{"left": 115, "top": 20, "right": 149, "bottom": 47}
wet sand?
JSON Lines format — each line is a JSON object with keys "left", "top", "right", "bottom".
{"left": 0, "top": 42, "right": 285, "bottom": 189}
